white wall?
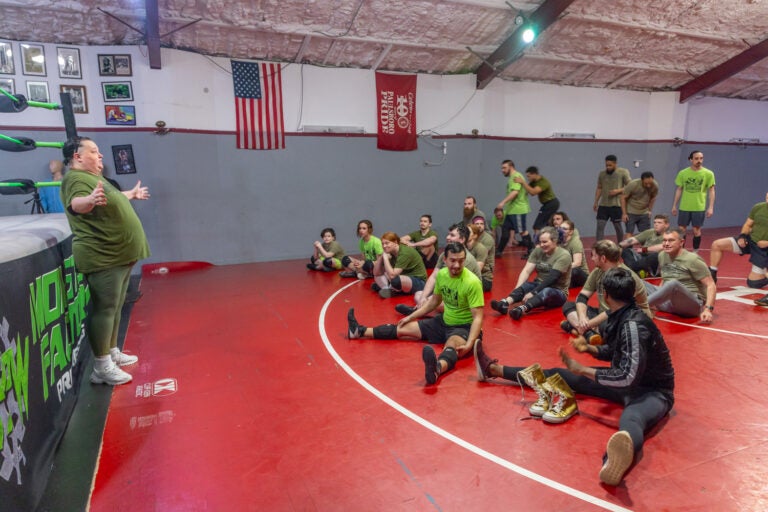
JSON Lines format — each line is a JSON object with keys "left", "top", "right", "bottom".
{"left": 4, "top": 43, "right": 768, "bottom": 143}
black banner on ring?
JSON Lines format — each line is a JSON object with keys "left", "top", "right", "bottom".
{"left": 0, "top": 235, "right": 89, "bottom": 510}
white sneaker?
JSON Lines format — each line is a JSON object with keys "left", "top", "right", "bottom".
{"left": 90, "top": 364, "right": 133, "bottom": 385}
{"left": 112, "top": 350, "right": 139, "bottom": 366}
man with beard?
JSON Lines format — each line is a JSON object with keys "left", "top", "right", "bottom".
{"left": 621, "top": 171, "right": 659, "bottom": 237}
{"left": 461, "top": 195, "right": 486, "bottom": 228}
{"left": 495, "top": 159, "right": 532, "bottom": 257}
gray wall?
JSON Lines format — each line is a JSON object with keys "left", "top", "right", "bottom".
{"left": 1, "top": 129, "right": 767, "bottom": 268}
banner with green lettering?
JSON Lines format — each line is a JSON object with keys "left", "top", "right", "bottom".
{"left": 0, "top": 236, "right": 89, "bottom": 510}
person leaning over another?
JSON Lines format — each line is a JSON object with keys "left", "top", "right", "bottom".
{"left": 60, "top": 136, "right": 150, "bottom": 386}
{"left": 475, "top": 267, "right": 674, "bottom": 487}
{"left": 621, "top": 171, "right": 659, "bottom": 237}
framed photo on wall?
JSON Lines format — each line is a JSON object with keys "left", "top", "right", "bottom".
{"left": 112, "top": 144, "right": 137, "bottom": 174}
{"left": 101, "top": 81, "right": 133, "bottom": 102}
{"left": 114, "top": 55, "right": 132, "bottom": 76}
{"left": 0, "top": 41, "right": 14, "bottom": 74}
{"left": 60, "top": 84, "right": 88, "bottom": 113}
{"left": 21, "top": 43, "right": 46, "bottom": 76}
{"left": 0, "top": 78, "right": 14, "bottom": 95}
{"left": 98, "top": 54, "right": 115, "bottom": 75}
{"left": 57, "top": 47, "right": 81, "bottom": 79}
{"left": 105, "top": 105, "right": 136, "bottom": 126}
{"left": 26, "top": 81, "right": 49, "bottom": 102}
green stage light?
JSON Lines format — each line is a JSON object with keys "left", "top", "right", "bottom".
{"left": 522, "top": 27, "right": 536, "bottom": 44}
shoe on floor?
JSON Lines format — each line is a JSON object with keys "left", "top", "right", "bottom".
{"left": 90, "top": 364, "right": 132, "bottom": 385}
{"left": 378, "top": 288, "right": 393, "bottom": 298}
{"left": 754, "top": 294, "right": 768, "bottom": 306}
{"left": 112, "top": 350, "right": 138, "bottom": 366}
{"left": 473, "top": 339, "right": 497, "bottom": 382}
{"left": 599, "top": 431, "right": 634, "bottom": 486}
{"left": 347, "top": 308, "right": 362, "bottom": 339}
{"left": 339, "top": 270, "right": 356, "bottom": 278}
{"left": 509, "top": 306, "right": 526, "bottom": 320}
{"left": 560, "top": 319, "right": 574, "bottom": 334}
{"left": 371, "top": 283, "right": 381, "bottom": 292}
{"left": 422, "top": 345, "right": 439, "bottom": 385}
{"left": 490, "top": 299, "right": 509, "bottom": 315}
{"left": 395, "top": 304, "right": 416, "bottom": 316}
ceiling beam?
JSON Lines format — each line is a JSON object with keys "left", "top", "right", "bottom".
{"left": 145, "top": 0, "right": 161, "bottom": 69}
{"left": 678, "top": 37, "right": 768, "bottom": 102}
{"left": 476, "top": 0, "right": 576, "bottom": 89}
{"left": 370, "top": 44, "right": 392, "bottom": 70}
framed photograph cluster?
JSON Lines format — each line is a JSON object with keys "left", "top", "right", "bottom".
{"left": 98, "top": 54, "right": 132, "bottom": 76}
{"left": 112, "top": 145, "right": 137, "bottom": 174}
{"left": 60, "top": 85, "right": 88, "bottom": 113}
{"left": 0, "top": 41, "right": 14, "bottom": 75}
{"left": 101, "top": 81, "right": 133, "bottom": 102}
{"left": 20, "top": 43, "right": 46, "bottom": 76}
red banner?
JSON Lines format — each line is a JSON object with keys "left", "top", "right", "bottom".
{"left": 375, "top": 72, "right": 417, "bottom": 151}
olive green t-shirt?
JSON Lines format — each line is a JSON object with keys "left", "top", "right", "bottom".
{"left": 470, "top": 242, "right": 493, "bottom": 282}
{"left": 658, "top": 249, "right": 710, "bottom": 300}
{"left": 635, "top": 228, "right": 663, "bottom": 247}
{"left": 61, "top": 170, "right": 150, "bottom": 274}
{"left": 748, "top": 202, "right": 768, "bottom": 242}
{"left": 582, "top": 263, "right": 652, "bottom": 317}
{"left": 530, "top": 176, "right": 556, "bottom": 204}
{"left": 407, "top": 229, "right": 438, "bottom": 256}
{"left": 623, "top": 178, "right": 658, "bottom": 214}
{"left": 597, "top": 168, "right": 631, "bottom": 207}
{"left": 392, "top": 244, "right": 428, "bottom": 279}
{"left": 528, "top": 246, "right": 572, "bottom": 293}
{"left": 563, "top": 234, "right": 589, "bottom": 274}
{"left": 321, "top": 241, "right": 345, "bottom": 260}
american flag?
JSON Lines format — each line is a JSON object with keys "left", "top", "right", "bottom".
{"left": 232, "top": 60, "right": 285, "bottom": 150}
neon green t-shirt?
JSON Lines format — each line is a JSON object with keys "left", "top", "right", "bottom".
{"left": 506, "top": 171, "right": 530, "bottom": 215}
{"left": 434, "top": 267, "right": 484, "bottom": 325}
{"left": 359, "top": 236, "right": 383, "bottom": 261}
{"left": 675, "top": 167, "right": 715, "bottom": 212}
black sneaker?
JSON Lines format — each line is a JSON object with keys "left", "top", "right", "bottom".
{"left": 371, "top": 283, "right": 381, "bottom": 292}
{"left": 560, "top": 319, "right": 574, "bottom": 334}
{"left": 306, "top": 263, "right": 316, "bottom": 270}
{"left": 755, "top": 294, "right": 768, "bottom": 307}
{"left": 709, "top": 267, "right": 718, "bottom": 283}
{"left": 473, "top": 338, "right": 497, "bottom": 382}
{"left": 490, "top": 299, "right": 509, "bottom": 315}
{"left": 422, "top": 345, "right": 439, "bottom": 385}
{"left": 347, "top": 308, "right": 363, "bottom": 339}
{"left": 395, "top": 304, "right": 416, "bottom": 316}
{"left": 509, "top": 305, "right": 527, "bottom": 320}
{"left": 339, "top": 270, "right": 357, "bottom": 278}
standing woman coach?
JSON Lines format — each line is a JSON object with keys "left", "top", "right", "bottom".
{"left": 60, "top": 136, "right": 150, "bottom": 385}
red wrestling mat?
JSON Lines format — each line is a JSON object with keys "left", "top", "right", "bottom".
{"left": 89, "top": 231, "right": 768, "bottom": 511}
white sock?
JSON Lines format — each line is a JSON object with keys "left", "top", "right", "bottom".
{"left": 94, "top": 355, "right": 112, "bottom": 372}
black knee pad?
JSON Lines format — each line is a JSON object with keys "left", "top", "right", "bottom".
{"left": 310, "top": 255, "right": 317, "bottom": 265}
{"left": 372, "top": 324, "right": 398, "bottom": 339}
{"left": 322, "top": 258, "right": 334, "bottom": 269}
{"left": 341, "top": 255, "right": 352, "bottom": 268}
{"left": 562, "top": 301, "right": 577, "bottom": 316}
{"left": 362, "top": 260, "right": 374, "bottom": 274}
{"left": 438, "top": 347, "right": 458, "bottom": 371}
{"left": 510, "top": 288, "right": 525, "bottom": 303}
{"left": 390, "top": 275, "right": 402, "bottom": 291}
{"left": 747, "top": 277, "right": 768, "bottom": 289}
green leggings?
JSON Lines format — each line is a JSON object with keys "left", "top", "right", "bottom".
{"left": 84, "top": 264, "right": 133, "bottom": 357}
